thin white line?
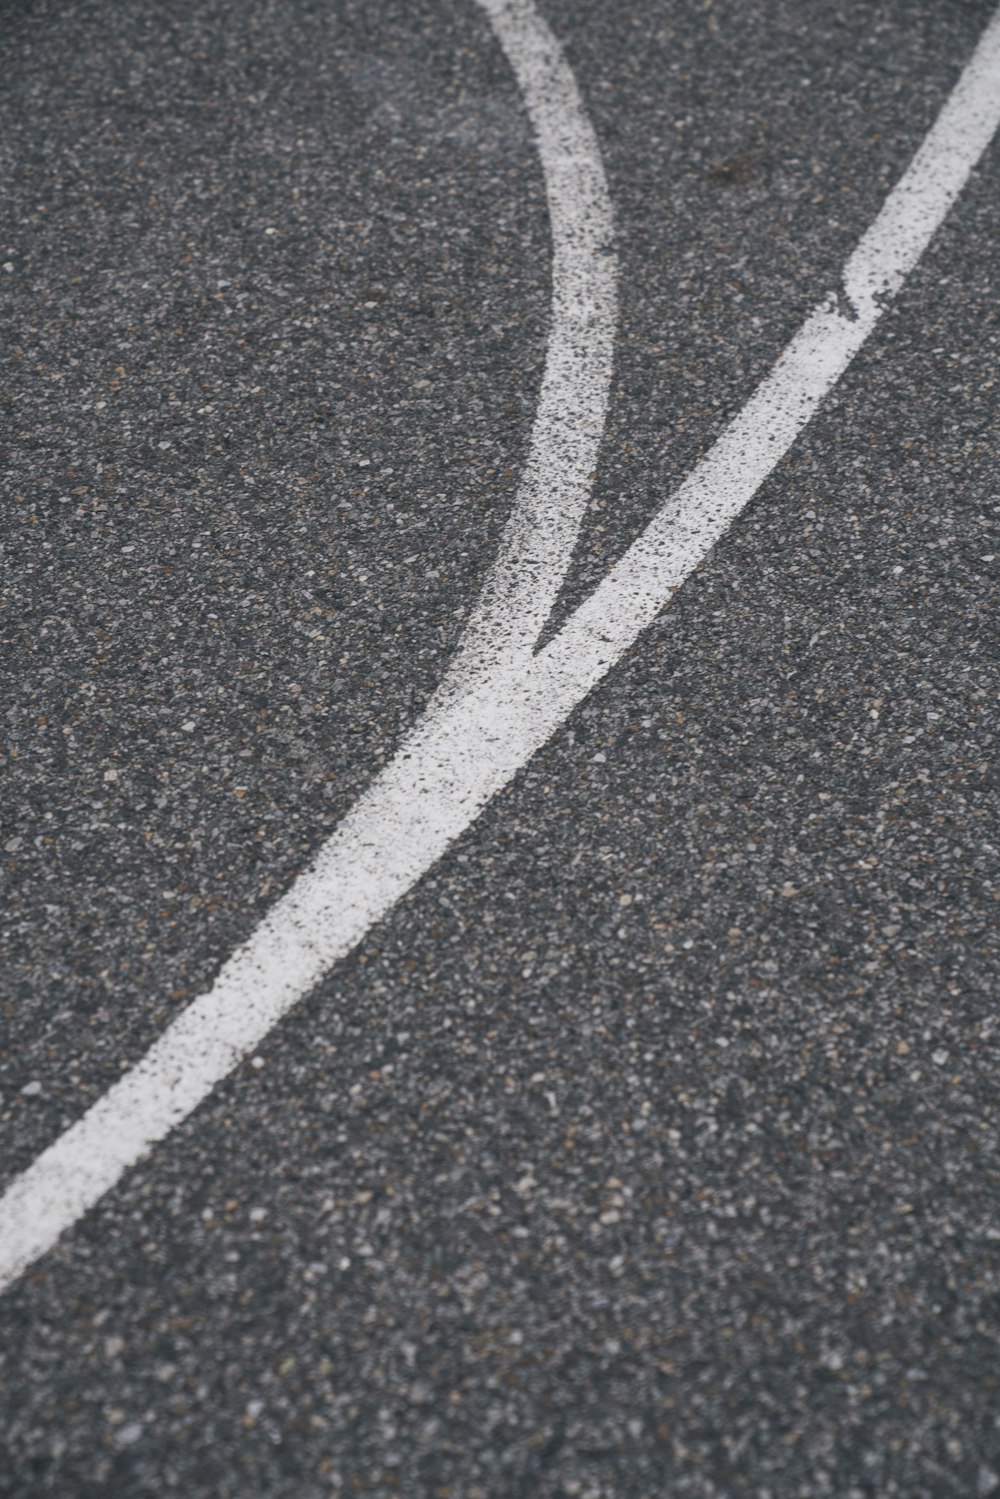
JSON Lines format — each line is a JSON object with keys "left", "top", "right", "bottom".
{"left": 439, "top": 0, "right": 616, "bottom": 683}
{"left": 0, "top": 0, "right": 618, "bottom": 1291}
{"left": 3, "top": 6, "right": 1000, "bottom": 1296}
{"left": 542, "top": 2, "right": 1000, "bottom": 685}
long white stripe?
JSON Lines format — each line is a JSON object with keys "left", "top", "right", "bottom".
{"left": 0, "top": 0, "right": 618, "bottom": 1291}
{"left": 440, "top": 0, "right": 616, "bottom": 682}
{"left": 3, "top": 6, "right": 1000, "bottom": 1296}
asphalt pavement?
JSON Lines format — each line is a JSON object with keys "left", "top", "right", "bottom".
{"left": 1, "top": 0, "right": 999, "bottom": 1494}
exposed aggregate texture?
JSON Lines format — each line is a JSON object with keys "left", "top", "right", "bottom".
{"left": 1, "top": 0, "right": 998, "bottom": 1495}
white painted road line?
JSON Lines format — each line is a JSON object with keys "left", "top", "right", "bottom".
{"left": 442, "top": 0, "right": 617, "bottom": 683}
{"left": 2, "top": 5, "right": 1000, "bottom": 1296}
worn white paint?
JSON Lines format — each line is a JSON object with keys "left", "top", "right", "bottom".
{"left": 442, "top": 0, "right": 617, "bottom": 682}
{"left": 2, "top": 4, "right": 1000, "bottom": 1296}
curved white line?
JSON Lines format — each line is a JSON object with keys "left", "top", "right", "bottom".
{"left": 441, "top": 0, "right": 616, "bottom": 682}
{"left": 0, "top": 0, "right": 618, "bottom": 1289}
{"left": 3, "top": 5, "right": 1000, "bottom": 1295}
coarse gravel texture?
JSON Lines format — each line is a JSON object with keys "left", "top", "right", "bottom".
{"left": 1, "top": 0, "right": 999, "bottom": 1496}
{"left": 2, "top": 0, "right": 549, "bottom": 1172}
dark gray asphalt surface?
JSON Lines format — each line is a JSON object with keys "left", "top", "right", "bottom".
{"left": 2, "top": 0, "right": 998, "bottom": 1494}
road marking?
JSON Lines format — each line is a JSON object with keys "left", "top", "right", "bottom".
{"left": 0, "top": 0, "right": 618, "bottom": 1291}
{"left": 3, "top": 5, "right": 1000, "bottom": 1295}
{"left": 443, "top": 0, "right": 616, "bottom": 682}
